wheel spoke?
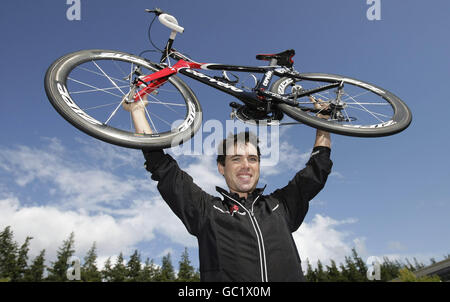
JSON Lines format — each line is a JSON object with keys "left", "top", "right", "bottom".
{"left": 112, "top": 59, "right": 127, "bottom": 77}
{"left": 104, "top": 97, "right": 126, "bottom": 125}
{"left": 342, "top": 90, "right": 371, "bottom": 102}
{"left": 70, "top": 85, "right": 129, "bottom": 95}
{"left": 147, "top": 101, "right": 186, "bottom": 106}
{"left": 77, "top": 66, "right": 129, "bottom": 84}
{"left": 143, "top": 82, "right": 186, "bottom": 118}
{"left": 345, "top": 104, "right": 391, "bottom": 119}
{"left": 82, "top": 101, "right": 121, "bottom": 111}
{"left": 68, "top": 77, "right": 123, "bottom": 98}
{"left": 346, "top": 102, "right": 390, "bottom": 105}
{"left": 342, "top": 107, "right": 354, "bottom": 125}
{"left": 344, "top": 93, "right": 385, "bottom": 123}
{"left": 92, "top": 60, "right": 126, "bottom": 96}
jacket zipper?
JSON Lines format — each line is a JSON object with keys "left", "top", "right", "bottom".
{"left": 223, "top": 192, "right": 268, "bottom": 282}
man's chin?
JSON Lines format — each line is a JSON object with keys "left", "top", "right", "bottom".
{"left": 237, "top": 185, "right": 256, "bottom": 194}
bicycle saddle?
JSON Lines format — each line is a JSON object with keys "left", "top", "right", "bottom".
{"left": 255, "top": 49, "right": 295, "bottom": 67}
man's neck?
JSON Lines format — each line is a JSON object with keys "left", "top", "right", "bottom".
{"left": 233, "top": 191, "right": 248, "bottom": 199}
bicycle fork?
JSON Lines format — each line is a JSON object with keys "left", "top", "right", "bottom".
{"left": 128, "top": 59, "right": 202, "bottom": 102}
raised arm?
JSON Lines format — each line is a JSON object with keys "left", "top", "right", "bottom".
{"left": 271, "top": 97, "right": 333, "bottom": 231}
{"left": 123, "top": 97, "right": 212, "bottom": 236}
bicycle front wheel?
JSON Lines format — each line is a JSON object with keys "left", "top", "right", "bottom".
{"left": 44, "top": 49, "right": 202, "bottom": 149}
{"left": 271, "top": 73, "right": 412, "bottom": 137}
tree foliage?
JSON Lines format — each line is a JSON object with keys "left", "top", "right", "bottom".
{"left": 305, "top": 247, "right": 443, "bottom": 282}
{"left": 0, "top": 226, "right": 445, "bottom": 282}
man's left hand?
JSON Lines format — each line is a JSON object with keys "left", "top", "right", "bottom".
{"left": 309, "top": 96, "right": 331, "bottom": 120}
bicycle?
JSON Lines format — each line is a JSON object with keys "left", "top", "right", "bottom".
{"left": 44, "top": 8, "right": 412, "bottom": 149}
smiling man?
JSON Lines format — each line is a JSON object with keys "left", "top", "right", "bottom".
{"left": 124, "top": 97, "right": 333, "bottom": 282}
{"left": 217, "top": 134, "right": 261, "bottom": 199}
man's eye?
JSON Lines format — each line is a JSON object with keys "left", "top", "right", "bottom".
{"left": 249, "top": 157, "right": 258, "bottom": 162}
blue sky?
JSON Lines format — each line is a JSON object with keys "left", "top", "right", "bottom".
{"left": 1, "top": 0, "right": 449, "bottom": 274}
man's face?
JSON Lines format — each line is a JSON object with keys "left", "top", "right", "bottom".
{"left": 217, "top": 142, "right": 260, "bottom": 198}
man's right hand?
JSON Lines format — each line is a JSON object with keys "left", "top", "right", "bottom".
{"left": 122, "top": 95, "right": 149, "bottom": 113}
{"left": 123, "top": 94, "right": 153, "bottom": 134}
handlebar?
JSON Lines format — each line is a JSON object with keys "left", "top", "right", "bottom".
{"left": 159, "top": 13, "right": 184, "bottom": 33}
{"left": 146, "top": 8, "right": 184, "bottom": 34}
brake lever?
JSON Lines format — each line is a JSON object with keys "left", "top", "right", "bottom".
{"left": 145, "top": 8, "right": 163, "bottom": 15}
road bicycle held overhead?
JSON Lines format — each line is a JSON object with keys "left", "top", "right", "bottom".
{"left": 45, "top": 8, "right": 412, "bottom": 149}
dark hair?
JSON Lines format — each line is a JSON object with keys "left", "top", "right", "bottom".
{"left": 216, "top": 131, "right": 261, "bottom": 166}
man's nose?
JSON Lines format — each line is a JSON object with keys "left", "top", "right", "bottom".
{"left": 241, "top": 158, "right": 250, "bottom": 168}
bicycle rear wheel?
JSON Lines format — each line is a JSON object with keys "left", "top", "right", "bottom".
{"left": 44, "top": 49, "right": 202, "bottom": 149}
{"left": 271, "top": 73, "right": 412, "bottom": 137}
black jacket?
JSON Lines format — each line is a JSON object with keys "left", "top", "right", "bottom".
{"left": 143, "top": 146, "right": 332, "bottom": 282}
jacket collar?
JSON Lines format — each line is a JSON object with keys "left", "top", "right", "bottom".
{"left": 215, "top": 185, "right": 266, "bottom": 204}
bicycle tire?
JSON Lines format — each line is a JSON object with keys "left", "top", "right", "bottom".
{"left": 44, "top": 49, "right": 202, "bottom": 149}
{"left": 271, "top": 73, "right": 412, "bottom": 137}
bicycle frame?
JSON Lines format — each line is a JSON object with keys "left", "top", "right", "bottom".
{"left": 134, "top": 49, "right": 341, "bottom": 115}
{"left": 134, "top": 9, "right": 344, "bottom": 116}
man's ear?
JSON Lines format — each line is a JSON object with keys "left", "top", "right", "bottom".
{"left": 217, "top": 162, "right": 224, "bottom": 176}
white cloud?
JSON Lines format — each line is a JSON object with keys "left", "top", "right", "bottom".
{"left": 0, "top": 194, "right": 196, "bottom": 269}
{"left": 261, "top": 141, "right": 311, "bottom": 177}
{"left": 0, "top": 138, "right": 198, "bottom": 269}
{"left": 183, "top": 155, "right": 226, "bottom": 195}
{"left": 0, "top": 138, "right": 154, "bottom": 212}
{"left": 75, "top": 137, "right": 143, "bottom": 170}
{"left": 293, "top": 214, "right": 363, "bottom": 269}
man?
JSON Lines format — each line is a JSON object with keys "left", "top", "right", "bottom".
{"left": 123, "top": 97, "right": 332, "bottom": 282}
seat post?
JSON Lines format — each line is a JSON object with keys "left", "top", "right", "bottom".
{"left": 269, "top": 58, "right": 278, "bottom": 66}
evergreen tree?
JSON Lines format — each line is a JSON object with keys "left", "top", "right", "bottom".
{"left": 315, "top": 260, "right": 327, "bottom": 282}
{"left": 81, "top": 242, "right": 102, "bottom": 282}
{"left": 405, "top": 258, "right": 415, "bottom": 271}
{"left": 351, "top": 248, "right": 367, "bottom": 281}
{"left": 413, "top": 257, "right": 425, "bottom": 270}
{"left": 177, "top": 248, "right": 196, "bottom": 282}
{"left": 139, "top": 258, "right": 159, "bottom": 281}
{"left": 23, "top": 250, "right": 46, "bottom": 282}
{"left": 101, "top": 257, "right": 114, "bottom": 282}
{"left": 47, "top": 232, "right": 76, "bottom": 281}
{"left": 157, "top": 253, "right": 175, "bottom": 281}
{"left": 110, "top": 252, "right": 127, "bottom": 282}
{"left": 342, "top": 255, "right": 360, "bottom": 282}
{"left": 0, "top": 226, "right": 18, "bottom": 281}
{"left": 380, "top": 256, "right": 401, "bottom": 281}
{"left": 326, "top": 260, "right": 344, "bottom": 282}
{"left": 12, "top": 236, "right": 32, "bottom": 281}
{"left": 192, "top": 268, "right": 201, "bottom": 282}
{"left": 127, "top": 250, "right": 142, "bottom": 282}
{"left": 338, "top": 262, "right": 349, "bottom": 281}
{"left": 305, "top": 258, "right": 317, "bottom": 282}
